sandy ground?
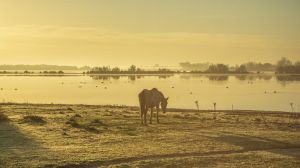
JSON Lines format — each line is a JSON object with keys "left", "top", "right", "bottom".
{"left": 0, "top": 103, "right": 299, "bottom": 168}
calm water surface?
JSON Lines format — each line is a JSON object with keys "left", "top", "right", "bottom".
{"left": 0, "top": 74, "right": 300, "bottom": 112}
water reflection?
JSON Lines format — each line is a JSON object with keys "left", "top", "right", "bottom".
{"left": 89, "top": 74, "right": 300, "bottom": 83}
{"left": 1, "top": 74, "right": 299, "bottom": 111}
{"left": 276, "top": 75, "right": 300, "bottom": 86}
{"left": 206, "top": 75, "right": 229, "bottom": 81}
{"left": 235, "top": 75, "right": 272, "bottom": 81}
{"left": 276, "top": 75, "right": 300, "bottom": 81}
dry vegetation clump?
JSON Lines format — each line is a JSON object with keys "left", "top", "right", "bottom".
{"left": 73, "top": 113, "right": 82, "bottom": 118}
{"left": 66, "top": 117, "right": 81, "bottom": 128}
{"left": 92, "top": 118, "right": 107, "bottom": 126}
{"left": 21, "top": 115, "right": 46, "bottom": 124}
{"left": 66, "top": 115, "right": 107, "bottom": 133}
{"left": 172, "top": 114, "right": 183, "bottom": 119}
{"left": 255, "top": 118, "right": 262, "bottom": 123}
{"left": 0, "top": 112, "right": 9, "bottom": 122}
{"left": 67, "top": 107, "right": 74, "bottom": 111}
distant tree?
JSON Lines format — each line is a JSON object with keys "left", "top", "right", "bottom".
{"left": 91, "top": 66, "right": 111, "bottom": 73}
{"left": 217, "top": 64, "right": 229, "bottom": 72}
{"left": 243, "top": 62, "right": 275, "bottom": 71}
{"left": 207, "top": 65, "right": 217, "bottom": 72}
{"left": 207, "top": 64, "right": 229, "bottom": 73}
{"left": 49, "top": 71, "right": 57, "bottom": 74}
{"left": 235, "top": 65, "right": 247, "bottom": 73}
{"left": 277, "top": 57, "right": 292, "bottom": 67}
{"left": 136, "top": 68, "right": 143, "bottom": 72}
{"left": 111, "top": 67, "right": 121, "bottom": 72}
{"left": 128, "top": 65, "right": 137, "bottom": 72}
{"left": 158, "top": 68, "right": 172, "bottom": 73}
{"left": 276, "top": 57, "right": 300, "bottom": 74}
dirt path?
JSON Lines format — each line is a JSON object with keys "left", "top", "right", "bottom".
{"left": 55, "top": 146, "right": 300, "bottom": 168}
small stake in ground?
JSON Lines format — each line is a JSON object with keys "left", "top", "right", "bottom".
{"left": 213, "top": 102, "right": 216, "bottom": 111}
{"left": 290, "top": 102, "right": 294, "bottom": 112}
{"left": 195, "top": 101, "right": 199, "bottom": 112}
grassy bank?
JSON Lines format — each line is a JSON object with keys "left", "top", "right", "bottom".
{"left": 0, "top": 104, "right": 299, "bottom": 168}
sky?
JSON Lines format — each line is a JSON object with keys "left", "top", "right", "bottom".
{"left": 0, "top": 0, "right": 299, "bottom": 67}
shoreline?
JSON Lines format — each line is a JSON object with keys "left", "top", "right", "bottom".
{"left": 1, "top": 102, "right": 298, "bottom": 115}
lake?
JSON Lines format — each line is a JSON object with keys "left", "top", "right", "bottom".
{"left": 0, "top": 74, "right": 300, "bottom": 112}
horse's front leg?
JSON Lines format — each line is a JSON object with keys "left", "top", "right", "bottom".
{"left": 156, "top": 106, "right": 160, "bottom": 123}
{"left": 140, "top": 109, "right": 144, "bottom": 125}
{"left": 144, "top": 108, "right": 148, "bottom": 126}
{"left": 150, "top": 108, "right": 153, "bottom": 124}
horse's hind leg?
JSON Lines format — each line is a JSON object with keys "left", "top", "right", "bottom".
{"left": 140, "top": 110, "right": 144, "bottom": 125}
{"left": 144, "top": 108, "right": 148, "bottom": 126}
{"left": 150, "top": 108, "right": 153, "bottom": 124}
{"left": 156, "top": 107, "right": 160, "bottom": 123}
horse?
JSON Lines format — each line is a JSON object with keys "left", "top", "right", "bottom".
{"left": 138, "top": 88, "right": 168, "bottom": 125}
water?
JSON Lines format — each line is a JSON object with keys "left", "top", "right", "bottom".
{"left": 0, "top": 74, "right": 300, "bottom": 112}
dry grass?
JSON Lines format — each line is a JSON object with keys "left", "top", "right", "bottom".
{"left": 0, "top": 104, "right": 299, "bottom": 168}
{"left": 0, "top": 112, "right": 9, "bottom": 122}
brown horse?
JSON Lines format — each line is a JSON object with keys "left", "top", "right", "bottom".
{"left": 138, "top": 88, "right": 168, "bottom": 125}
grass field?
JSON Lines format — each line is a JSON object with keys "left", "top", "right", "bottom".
{"left": 0, "top": 104, "right": 299, "bottom": 168}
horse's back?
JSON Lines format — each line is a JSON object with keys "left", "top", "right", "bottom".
{"left": 139, "top": 88, "right": 161, "bottom": 108}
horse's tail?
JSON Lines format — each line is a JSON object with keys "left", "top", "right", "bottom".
{"left": 138, "top": 90, "right": 145, "bottom": 114}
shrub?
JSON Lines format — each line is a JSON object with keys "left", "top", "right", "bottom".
{"left": 22, "top": 115, "right": 46, "bottom": 124}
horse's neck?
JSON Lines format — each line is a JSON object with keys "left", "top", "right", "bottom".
{"left": 156, "top": 91, "right": 165, "bottom": 101}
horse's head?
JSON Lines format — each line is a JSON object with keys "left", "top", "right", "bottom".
{"left": 161, "top": 97, "right": 169, "bottom": 113}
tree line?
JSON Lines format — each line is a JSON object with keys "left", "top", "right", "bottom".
{"left": 180, "top": 57, "right": 300, "bottom": 74}
{"left": 0, "top": 64, "right": 91, "bottom": 71}
{"left": 86, "top": 65, "right": 174, "bottom": 74}
{"left": 275, "top": 57, "right": 300, "bottom": 74}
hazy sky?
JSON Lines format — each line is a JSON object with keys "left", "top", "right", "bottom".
{"left": 0, "top": 0, "right": 299, "bottom": 67}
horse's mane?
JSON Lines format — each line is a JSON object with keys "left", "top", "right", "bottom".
{"left": 151, "top": 88, "right": 165, "bottom": 99}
